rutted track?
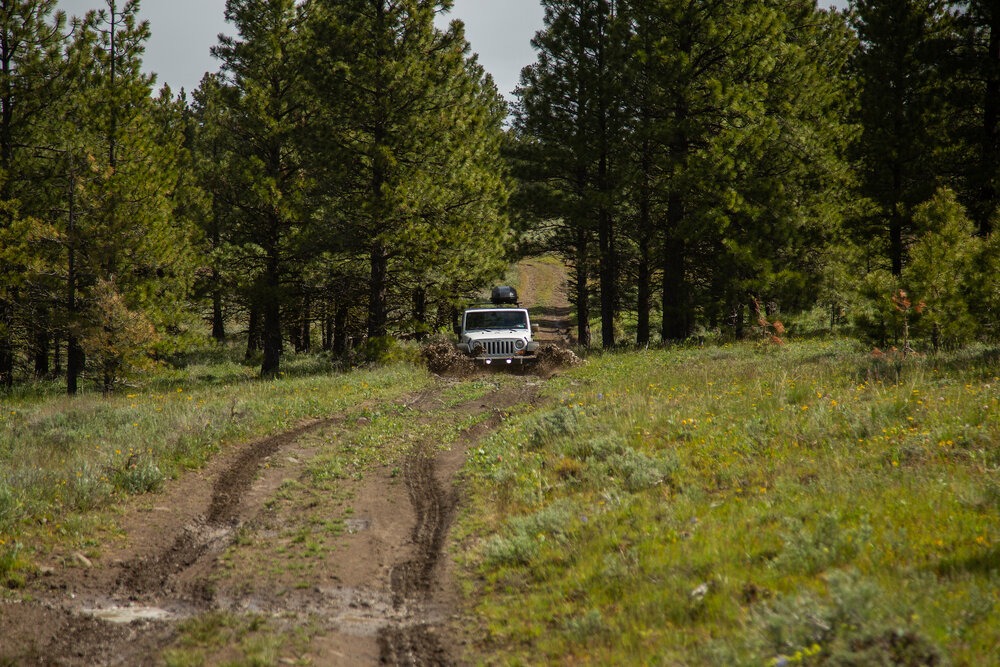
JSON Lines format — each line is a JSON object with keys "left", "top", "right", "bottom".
{"left": 378, "top": 428, "right": 459, "bottom": 664}
{"left": 118, "top": 419, "right": 336, "bottom": 600}
{"left": 0, "top": 379, "right": 540, "bottom": 666}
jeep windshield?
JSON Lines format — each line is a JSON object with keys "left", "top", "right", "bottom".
{"left": 465, "top": 310, "right": 528, "bottom": 331}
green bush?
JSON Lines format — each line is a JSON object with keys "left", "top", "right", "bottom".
{"left": 561, "top": 433, "right": 627, "bottom": 461}
{"left": 851, "top": 269, "right": 903, "bottom": 347}
{"left": 525, "top": 406, "right": 580, "bottom": 450}
{"left": 482, "top": 530, "right": 540, "bottom": 568}
{"left": 357, "top": 336, "right": 422, "bottom": 366}
{"left": 605, "top": 449, "right": 678, "bottom": 493}
{"left": 903, "top": 188, "right": 982, "bottom": 351}
{"left": 110, "top": 457, "right": 165, "bottom": 495}
{"left": 719, "top": 570, "right": 946, "bottom": 666}
{"left": 773, "top": 512, "right": 872, "bottom": 576}
{"left": 482, "top": 499, "right": 579, "bottom": 568}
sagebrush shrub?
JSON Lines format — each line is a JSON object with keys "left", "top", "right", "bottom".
{"left": 714, "top": 570, "right": 946, "bottom": 666}
{"left": 525, "top": 406, "right": 579, "bottom": 450}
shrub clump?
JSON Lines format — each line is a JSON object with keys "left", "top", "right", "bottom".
{"left": 110, "top": 456, "right": 165, "bottom": 495}
{"left": 481, "top": 498, "right": 580, "bottom": 568}
{"left": 714, "top": 570, "right": 947, "bottom": 666}
{"left": 525, "top": 406, "right": 580, "bottom": 450}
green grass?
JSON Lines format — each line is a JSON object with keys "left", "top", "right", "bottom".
{"left": 6, "top": 335, "right": 1000, "bottom": 663}
{"left": 0, "top": 347, "right": 432, "bottom": 583}
{"left": 162, "top": 611, "right": 312, "bottom": 667}
{"left": 458, "top": 338, "right": 1000, "bottom": 665}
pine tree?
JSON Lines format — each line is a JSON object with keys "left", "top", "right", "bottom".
{"left": 190, "top": 73, "right": 234, "bottom": 343}
{"left": 903, "top": 188, "right": 981, "bottom": 349}
{"left": 513, "top": 0, "right": 630, "bottom": 348}
{"left": 211, "top": 0, "right": 312, "bottom": 377}
{"left": 612, "top": 0, "right": 853, "bottom": 339}
{"left": 0, "top": 0, "right": 69, "bottom": 388}
{"left": 307, "top": 0, "right": 511, "bottom": 341}
{"left": 717, "top": 0, "right": 856, "bottom": 328}
{"left": 851, "top": 0, "right": 957, "bottom": 275}
{"left": 63, "top": 0, "right": 196, "bottom": 392}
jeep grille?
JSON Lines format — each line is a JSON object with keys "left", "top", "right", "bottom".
{"left": 480, "top": 339, "right": 516, "bottom": 356}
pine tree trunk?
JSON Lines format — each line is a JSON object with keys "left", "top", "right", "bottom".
{"left": 67, "top": 335, "right": 84, "bottom": 396}
{"left": 211, "top": 272, "right": 226, "bottom": 342}
{"left": 637, "top": 234, "right": 651, "bottom": 346}
{"left": 300, "top": 295, "right": 311, "bottom": 353}
{"left": 333, "top": 303, "right": 349, "bottom": 355}
{"left": 575, "top": 225, "right": 591, "bottom": 348}
{"left": 596, "top": 5, "right": 616, "bottom": 351}
{"left": 66, "top": 177, "right": 81, "bottom": 395}
{"left": 661, "top": 236, "right": 689, "bottom": 342}
{"left": 598, "top": 174, "right": 616, "bottom": 349}
{"left": 367, "top": 240, "right": 389, "bottom": 340}
{"left": 636, "top": 133, "right": 652, "bottom": 347}
{"left": 33, "top": 318, "right": 50, "bottom": 378}
{"left": 288, "top": 316, "right": 302, "bottom": 354}
{"left": 321, "top": 302, "right": 333, "bottom": 352}
{"left": 245, "top": 306, "right": 262, "bottom": 361}
{"left": 662, "top": 186, "right": 689, "bottom": 342}
{"left": 0, "top": 304, "right": 13, "bottom": 390}
{"left": 261, "top": 253, "right": 282, "bottom": 378}
{"left": 662, "top": 97, "right": 691, "bottom": 342}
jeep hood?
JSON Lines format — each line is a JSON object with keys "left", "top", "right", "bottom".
{"left": 462, "top": 329, "right": 529, "bottom": 342}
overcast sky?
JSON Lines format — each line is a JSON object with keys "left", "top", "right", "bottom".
{"left": 56, "top": 0, "right": 547, "bottom": 98}
{"left": 57, "top": 0, "right": 847, "bottom": 100}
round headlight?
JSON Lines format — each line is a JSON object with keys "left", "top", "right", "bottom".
{"left": 514, "top": 339, "right": 526, "bottom": 350}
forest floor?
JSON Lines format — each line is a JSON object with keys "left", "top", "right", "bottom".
{"left": 0, "top": 259, "right": 571, "bottom": 666}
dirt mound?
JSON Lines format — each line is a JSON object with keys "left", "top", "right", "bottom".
{"left": 422, "top": 338, "right": 582, "bottom": 378}
{"left": 536, "top": 343, "right": 583, "bottom": 369}
{"left": 421, "top": 337, "right": 474, "bottom": 376}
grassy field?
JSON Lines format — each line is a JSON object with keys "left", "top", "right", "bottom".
{"left": 2, "top": 337, "right": 999, "bottom": 665}
{"left": 458, "top": 338, "right": 1000, "bottom": 665}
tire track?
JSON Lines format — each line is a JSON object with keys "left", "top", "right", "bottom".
{"left": 117, "top": 418, "right": 336, "bottom": 600}
{"left": 377, "top": 444, "right": 456, "bottom": 664}
{"left": 377, "top": 384, "right": 537, "bottom": 665}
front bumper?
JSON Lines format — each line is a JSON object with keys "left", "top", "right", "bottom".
{"left": 471, "top": 354, "right": 537, "bottom": 366}
{"left": 457, "top": 341, "right": 539, "bottom": 364}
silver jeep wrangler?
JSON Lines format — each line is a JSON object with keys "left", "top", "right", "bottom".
{"left": 456, "top": 288, "right": 539, "bottom": 365}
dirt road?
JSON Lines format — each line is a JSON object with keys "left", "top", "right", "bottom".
{"left": 0, "top": 379, "right": 544, "bottom": 665}
{"left": 515, "top": 257, "right": 573, "bottom": 346}
{"left": 0, "top": 257, "right": 571, "bottom": 665}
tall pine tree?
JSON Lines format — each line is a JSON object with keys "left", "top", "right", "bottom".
{"left": 514, "top": 0, "right": 630, "bottom": 348}
{"left": 307, "top": 0, "right": 511, "bottom": 341}
{"left": 851, "top": 0, "right": 956, "bottom": 275}
{"left": 65, "top": 0, "right": 196, "bottom": 392}
{"left": 0, "top": 0, "right": 68, "bottom": 388}
{"left": 211, "top": 0, "right": 312, "bottom": 377}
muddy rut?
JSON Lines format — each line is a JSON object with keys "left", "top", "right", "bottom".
{"left": 0, "top": 380, "right": 539, "bottom": 666}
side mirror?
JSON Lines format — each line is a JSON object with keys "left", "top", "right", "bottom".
{"left": 532, "top": 324, "right": 539, "bottom": 334}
